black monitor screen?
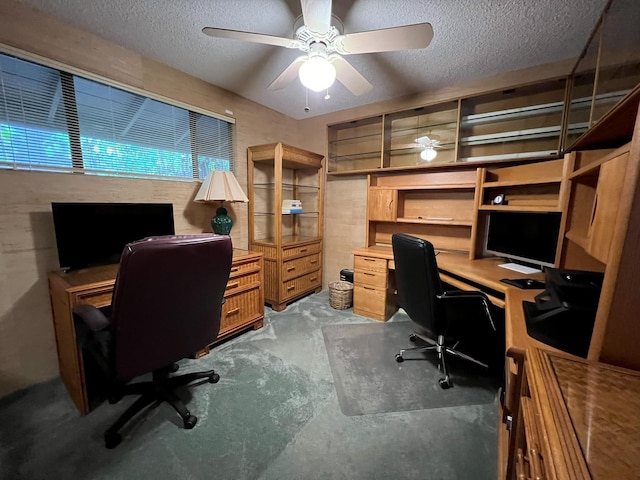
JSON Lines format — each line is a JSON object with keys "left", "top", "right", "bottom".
{"left": 52, "top": 202, "right": 175, "bottom": 270}
{"left": 485, "top": 211, "right": 561, "bottom": 268}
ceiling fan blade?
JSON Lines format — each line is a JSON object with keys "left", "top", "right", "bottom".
{"left": 202, "top": 27, "right": 302, "bottom": 49}
{"left": 335, "top": 23, "right": 434, "bottom": 54}
{"left": 301, "top": 0, "right": 332, "bottom": 35}
{"left": 330, "top": 56, "right": 372, "bottom": 96}
{"left": 267, "top": 56, "right": 308, "bottom": 91}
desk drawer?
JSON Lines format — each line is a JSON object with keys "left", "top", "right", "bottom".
{"left": 354, "top": 269, "right": 387, "bottom": 288}
{"left": 354, "top": 284, "right": 387, "bottom": 316}
{"left": 282, "top": 253, "right": 320, "bottom": 281}
{"left": 225, "top": 272, "right": 260, "bottom": 295}
{"left": 221, "top": 287, "right": 262, "bottom": 334}
{"left": 229, "top": 257, "right": 261, "bottom": 277}
{"left": 354, "top": 255, "right": 387, "bottom": 273}
{"left": 75, "top": 288, "right": 113, "bottom": 308}
{"left": 280, "top": 270, "right": 321, "bottom": 300}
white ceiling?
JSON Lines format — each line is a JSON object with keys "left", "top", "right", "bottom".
{"left": 16, "top": 0, "right": 608, "bottom": 119}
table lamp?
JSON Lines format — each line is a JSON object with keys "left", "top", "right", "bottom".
{"left": 194, "top": 171, "right": 248, "bottom": 235}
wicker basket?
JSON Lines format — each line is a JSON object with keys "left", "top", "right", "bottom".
{"left": 329, "top": 280, "right": 354, "bottom": 309}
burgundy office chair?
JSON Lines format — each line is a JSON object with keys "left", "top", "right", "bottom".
{"left": 73, "top": 234, "right": 232, "bottom": 448}
{"left": 392, "top": 233, "right": 496, "bottom": 388}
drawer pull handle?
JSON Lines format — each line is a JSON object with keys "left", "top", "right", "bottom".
{"left": 364, "top": 286, "right": 375, "bottom": 291}
{"left": 227, "top": 307, "right": 240, "bottom": 315}
{"left": 226, "top": 281, "right": 240, "bottom": 290}
{"left": 309, "top": 260, "right": 318, "bottom": 264}
{"left": 364, "top": 258, "right": 375, "bottom": 262}
{"left": 230, "top": 267, "right": 240, "bottom": 273}
{"left": 287, "top": 285, "right": 295, "bottom": 291}
{"left": 364, "top": 272, "right": 374, "bottom": 276}
{"left": 310, "top": 276, "right": 318, "bottom": 282}
{"left": 287, "top": 266, "right": 296, "bottom": 272}
{"left": 300, "top": 248, "right": 308, "bottom": 253}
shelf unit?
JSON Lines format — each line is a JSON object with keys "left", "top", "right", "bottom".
{"left": 384, "top": 100, "right": 460, "bottom": 168}
{"left": 472, "top": 157, "right": 570, "bottom": 262}
{"left": 248, "top": 143, "right": 325, "bottom": 312}
{"left": 327, "top": 116, "right": 383, "bottom": 173}
{"left": 458, "top": 79, "right": 567, "bottom": 163}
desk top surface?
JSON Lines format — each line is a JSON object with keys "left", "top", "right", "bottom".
{"left": 49, "top": 249, "right": 260, "bottom": 289}
{"left": 529, "top": 348, "right": 640, "bottom": 479}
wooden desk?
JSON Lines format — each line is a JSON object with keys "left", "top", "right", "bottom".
{"left": 507, "top": 347, "right": 640, "bottom": 479}
{"left": 48, "top": 249, "right": 264, "bottom": 415}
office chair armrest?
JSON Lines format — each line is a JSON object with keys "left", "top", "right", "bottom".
{"left": 439, "top": 290, "right": 496, "bottom": 331}
{"left": 72, "top": 304, "right": 111, "bottom": 332}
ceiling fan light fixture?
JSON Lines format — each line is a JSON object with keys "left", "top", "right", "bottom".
{"left": 299, "top": 55, "right": 336, "bottom": 92}
{"left": 420, "top": 147, "right": 437, "bottom": 162}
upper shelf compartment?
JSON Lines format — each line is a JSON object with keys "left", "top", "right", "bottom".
{"left": 458, "top": 79, "right": 567, "bottom": 164}
{"left": 327, "top": 116, "right": 383, "bottom": 173}
{"left": 384, "top": 100, "right": 460, "bottom": 168}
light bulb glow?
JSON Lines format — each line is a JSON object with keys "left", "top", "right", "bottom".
{"left": 299, "top": 56, "right": 336, "bottom": 92}
{"left": 420, "top": 147, "right": 437, "bottom": 161}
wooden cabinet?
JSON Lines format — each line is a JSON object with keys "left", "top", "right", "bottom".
{"left": 219, "top": 251, "right": 264, "bottom": 338}
{"left": 248, "top": 143, "right": 324, "bottom": 311}
{"left": 327, "top": 116, "right": 383, "bottom": 173}
{"left": 352, "top": 253, "right": 397, "bottom": 321}
{"left": 505, "top": 348, "right": 640, "bottom": 480}
{"left": 48, "top": 249, "right": 265, "bottom": 415}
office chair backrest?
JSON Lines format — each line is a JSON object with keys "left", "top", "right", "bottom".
{"left": 392, "top": 233, "right": 445, "bottom": 337}
{"left": 110, "top": 234, "right": 233, "bottom": 380}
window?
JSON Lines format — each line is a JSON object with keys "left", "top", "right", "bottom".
{"left": 0, "top": 52, "right": 235, "bottom": 180}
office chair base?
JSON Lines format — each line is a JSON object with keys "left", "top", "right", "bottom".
{"left": 103, "top": 365, "right": 219, "bottom": 449}
{"left": 396, "top": 332, "right": 487, "bottom": 389}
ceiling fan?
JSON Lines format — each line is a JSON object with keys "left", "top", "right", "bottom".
{"left": 202, "top": 0, "right": 433, "bottom": 96}
{"left": 414, "top": 135, "right": 441, "bottom": 161}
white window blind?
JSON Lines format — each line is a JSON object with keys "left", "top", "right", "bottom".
{"left": 0, "top": 54, "right": 72, "bottom": 171}
{"left": 0, "top": 52, "right": 235, "bottom": 180}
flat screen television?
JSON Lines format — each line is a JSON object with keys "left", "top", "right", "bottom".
{"left": 52, "top": 202, "right": 175, "bottom": 271}
{"left": 485, "top": 211, "right": 562, "bottom": 269}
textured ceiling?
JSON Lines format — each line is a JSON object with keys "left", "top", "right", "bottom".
{"left": 15, "top": 0, "right": 608, "bottom": 119}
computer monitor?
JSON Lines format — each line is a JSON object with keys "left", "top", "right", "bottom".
{"left": 52, "top": 202, "right": 175, "bottom": 271}
{"left": 485, "top": 211, "right": 562, "bottom": 269}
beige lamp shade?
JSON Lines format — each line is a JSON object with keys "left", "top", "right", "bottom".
{"left": 194, "top": 171, "right": 248, "bottom": 203}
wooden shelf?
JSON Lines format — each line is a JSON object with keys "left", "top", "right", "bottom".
{"left": 564, "top": 229, "right": 589, "bottom": 250}
{"left": 482, "top": 177, "right": 562, "bottom": 188}
{"left": 478, "top": 205, "right": 563, "bottom": 212}
{"left": 395, "top": 217, "right": 473, "bottom": 226}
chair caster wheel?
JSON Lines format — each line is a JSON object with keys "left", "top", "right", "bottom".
{"left": 105, "top": 432, "right": 122, "bottom": 449}
{"left": 209, "top": 373, "right": 220, "bottom": 383}
{"left": 438, "top": 377, "right": 451, "bottom": 389}
{"left": 170, "top": 364, "right": 180, "bottom": 373}
{"left": 409, "top": 334, "right": 417, "bottom": 342}
{"left": 184, "top": 415, "right": 197, "bottom": 429}
{"left": 395, "top": 354, "right": 404, "bottom": 363}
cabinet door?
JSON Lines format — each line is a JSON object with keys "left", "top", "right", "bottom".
{"left": 588, "top": 153, "right": 629, "bottom": 263}
{"left": 368, "top": 189, "right": 397, "bottom": 221}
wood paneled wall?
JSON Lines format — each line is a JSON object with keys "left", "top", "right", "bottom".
{"left": 0, "top": 0, "right": 299, "bottom": 398}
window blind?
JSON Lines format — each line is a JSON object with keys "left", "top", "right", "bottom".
{"left": 0, "top": 52, "right": 235, "bottom": 180}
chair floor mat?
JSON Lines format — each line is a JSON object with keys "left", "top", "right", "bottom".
{"left": 322, "top": 321, "right": 499, "bottom": 416}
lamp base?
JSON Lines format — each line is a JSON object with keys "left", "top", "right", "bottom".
{"left": 211, "top": 207, "right": 233, "bottom": 235}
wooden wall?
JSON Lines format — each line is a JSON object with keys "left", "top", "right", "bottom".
{"left": 0, "top": 0, "right": 299, "bottom": 398}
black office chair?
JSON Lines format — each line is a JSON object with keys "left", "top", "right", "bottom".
{"left": 392, "top": 233, "right": 496, "bottom": 389}
{"left": 72, "top": 234, "right": 233, "bottom": 448}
